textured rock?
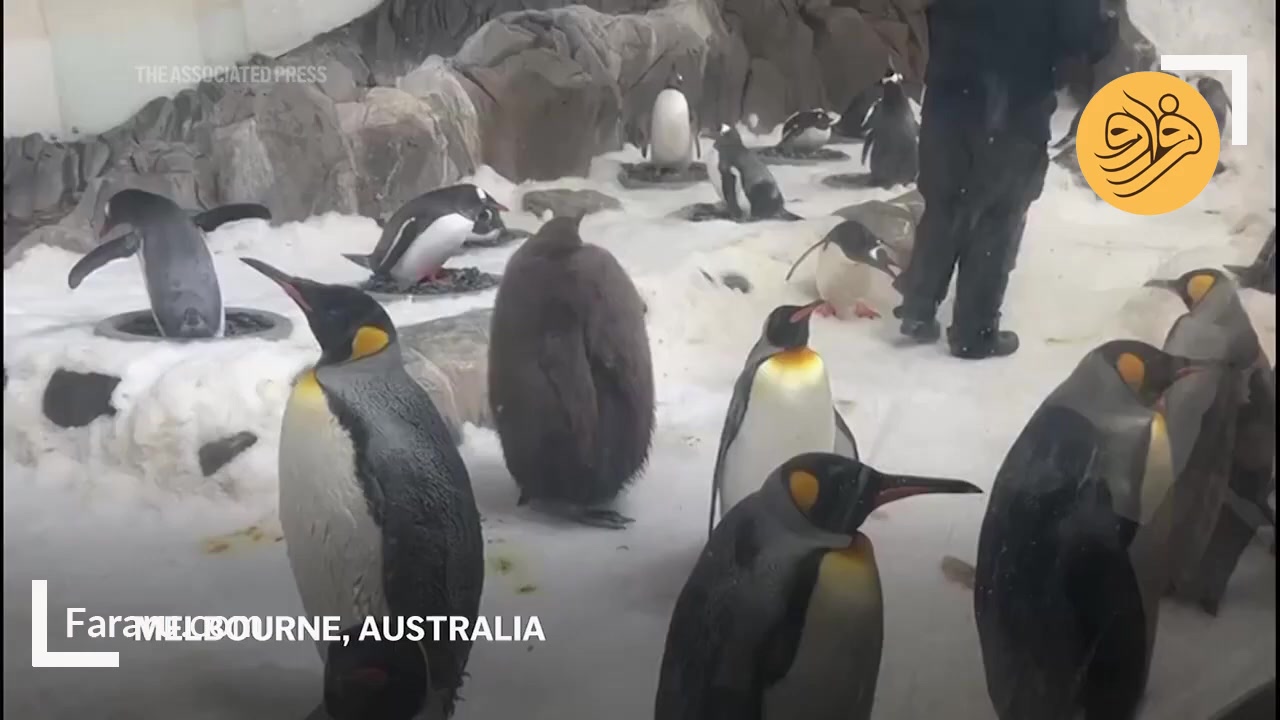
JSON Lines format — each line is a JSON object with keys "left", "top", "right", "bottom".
{"left": 398, "top": 308, "right": 495, "bottom": 442}
{"left": 522, "top": 188, "right": 622, "bottom": 218}
{"left": 199, "top": 431, "right": 260, "bottom": 477}
{"left": 42, "top": 369, "right": 122, "bottom": 428}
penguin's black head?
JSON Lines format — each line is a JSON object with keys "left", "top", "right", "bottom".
{"left": 1094, "top": 339, "right": 1208, "bottom": 407}
{"left": 241, "top": 257, "right": 398, "bottom": 366}
{"left": 762, "top": 301, "right": 824, "bottom": 350}
{"left": 1144, "top": 267, "right": 1230, "bottom": 309}
{"left": 831, "top": 222, "right": 900, "bottom": 276}
{"left": 101, "top": 188, "right": 173, "bottom": 235}
{"left": 714, "top": 123, "right": 743, "bottom": 150}
{"left": 776, "top": 452, "right": 983, "bottom": 535}
{"left": 324, "top": 632, "right": 428, "bottom": 720}
{"left": 449, "top": 183, "right": 508, "bottom": 237}
{"left": 666, "top": 68, "right": 685, "bottom": 89}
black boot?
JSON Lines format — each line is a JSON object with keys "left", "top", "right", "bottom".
{"left": 948, "top": 326, "right": 1020, "bottom": 359}
{"left": 893, "top": 304, "right": 942, "bottom": 343}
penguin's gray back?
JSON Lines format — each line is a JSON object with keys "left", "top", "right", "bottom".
{"left": 138, "top": 208, "right": 224, "bottom": 337}
{"left": 489, "top": 237, "right": 655, "bottom": 505}
{"left": 720, "top": 145, "right": 786, "bottom": 218}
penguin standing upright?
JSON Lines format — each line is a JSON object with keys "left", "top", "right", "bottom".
{"left": 974, "top": 340, "right": 1208, "bottom": 720}
{"left": 708, "top": 301, "right": 860, "bottom": 535}
{"left": 705, "top": 124, "right": 802, "bottom": 221}
{"left": 861, "top": 70, "right": 919, "bottom": 188}
{"left": 776, "top": 108, "right": 841, "bottom": 152}
{"left": 644, "top": 69, "right": 700, "bottom": 171}
{"left": 785, "top": 219, "right": 907, "bottom": 320}
{"left": 241, "top": 258, "right": 483, "bottom": 719}
{"left": 488, "top": 215, "right": 655, "bottom": 530}
{"left": 1145, "top": 268, "right": 1276, "bottom": 614}
{"left": 343, "top": 184, "right": 508, "bottom": 289}
{"left": 1193, "top": 75, "right": 1232, "bottom": 174}
{"left": 658, "top": 451, "right": 982, "bottom": 720}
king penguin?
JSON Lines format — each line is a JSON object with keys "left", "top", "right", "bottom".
{"left": 657, "top": 451, "right": 982, "bottom": 720}
{"left": 860, "top": 70, "right": 919, "bottom": 189}
{"left": 705, "top": 124, "right": 802, "bottom": 221}
{"left": 240, "top": 257, "right": 484, "bottom": 718}
{"left": 488, "top": 214, "right": 655, "bottom": 530}
{"left": 644, "top": 68, "right": 700, "bottom": 171}
{"left": 1145, "top": 268, "right": 1276, "bottom": 614}
{"left": 66, "top": 188, "right": 270, "bottom": 339}
{"left": 785, "top": 219, "right": 907, "bottom": 320}
{"left": 974, "top": 340, "right": 1209, "bottom": 720}
{"left": 708, "top": 301, "right": 860, "bottom": 536}
{"left": 343, "top": 184, "right": 508, "bottom": 289}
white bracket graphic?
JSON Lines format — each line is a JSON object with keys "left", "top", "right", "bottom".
{"left": 1159, "top": 54, "right": 1248, "bottom": 145}
{"left": 31, "top": 580, "right": 119, "bottom": 668}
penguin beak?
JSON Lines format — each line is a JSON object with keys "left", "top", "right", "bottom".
{"left": 1144, "top": 278, "right": 1180, "bottom": 293}
{"left": 241, "top": 257, "right": 313, "bottom": 312}
{"left": 872, "top": 472, "right": 984, "bottom": 509}
{"left": 488, "top": 198, "right": 509, "bottom": 213}
{"left": 791, "top": 300, "right": 825, "bottom": 323}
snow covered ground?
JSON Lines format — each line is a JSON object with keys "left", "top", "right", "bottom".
{"left": 3, "top": 3, "right": 1276, "bottom": 719}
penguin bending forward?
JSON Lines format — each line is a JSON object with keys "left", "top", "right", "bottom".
{"left": 488, "top": 215, "right": 655, "bottom": 530}
{"left": 861, "top": 71, "right": 919, "bottom": 188}
{"left": 706, "top": 124, "right": 802, "bottom": 221}
{"left": 658, "top": 452, "right": 982, "bottom": 720}
{"left": 708, "top": 301, "right": 860, "bottom": 536}
{"left": 974, "top": 340, "right": 1209, "bottom": 720}
{"left": 67, "top": 188, "right": 271, "bottom": 339}
{"left": 241, "top": 258, "right": 483, "bottom": 719}
{"left": 343, "top": 184, "right": 508, "bottom": 289}
{"left": 785, "top": 219, "right": 907, "bottom": 320}
{"left": 644, "top": 69, "right": 700, "bottom": 171}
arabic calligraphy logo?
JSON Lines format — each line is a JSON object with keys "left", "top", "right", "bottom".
{"left": 1076, "top": 72, "right": 1220, "bottom": 215}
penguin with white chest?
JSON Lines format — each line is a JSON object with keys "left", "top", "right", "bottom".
{"left": 705, "top": 124, "right": 802, "bottom": 221}
{"left": 643, "top": 69, "right": 700, "bottom": 172}
{"left": 785, "top": 219, "right": 909, "bottom": 320}
{"left": 343, "top": 184, "right": 508, "bottom": 290}
{"left": 241, "top": 257, "right": 484, "bottom": 719}
{"left": 708, "top": 301, "right": 860, "bottom": 536}
{"left": 659, "top": 451, "right": 983, "bottom": 720}
{"left": 777, "top": 108, "right": 841, "bottom": 153}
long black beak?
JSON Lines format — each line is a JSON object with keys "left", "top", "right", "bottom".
{"left": 872, "top": 472, "right": 984, "bottom": 510}
{"left": 241, "top": 257, "right": 312, "bottom": 312}
{"left": 790, "top": 299, "right": 825, "bottom": 323}
{"left": 1144, "top": 277, "right": 1180, "bottom": 292}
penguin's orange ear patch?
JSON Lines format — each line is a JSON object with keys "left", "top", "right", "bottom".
{"left": 788, "top": 470, "right": 820, "bottom": 513}
{"left": 1187, "top": 273, "right": 1216, "bottom": 305}
{"left": 1116, "top": 352, "right": 1146, "bottom": 391}
{"left": 350, "top": 326, "right": 390, "bottom": 361}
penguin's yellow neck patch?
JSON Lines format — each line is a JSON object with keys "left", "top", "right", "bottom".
{"left": 350, "top": 326, "right": 390, "bottom": 361}
{"left": 762, "top": 348, "right": 826, "bottom": 386}
{"left": 825, "top": 534, "right": 879, "bottom": 584}
{"left": 1139, "top": 411, "right": 1175, "bottom": 525}
{"left": 1187, "top": 274, "right": 1215, "bottom": 305}
{"left": 1116, "top": 352, "right": 1146, "bottom": 393}
{"left": 292, "top": 368, "right": 325, "bottom": 403}
{"left": 788, "top": 470, "right": 820, "bottom": 512}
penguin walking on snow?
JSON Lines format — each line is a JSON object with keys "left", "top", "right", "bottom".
{"left": 861, "top": 70, "right": 919, "bottom": 188}
{"left": 488, "top": 215, "right": 655, "bottom": 530}
{"left": 777, "top": 108, "right": 841, "bottom": 153}
{"left": 974, "top": 340, "right": 1210, "bottom": 720}
{"left": 708, "top": 301, "right": 860, "bottom": 536}
{"left": 658, "top": 451, "right": 982, "bottom": 720}
{"left": 241, "top": 258, "right": 483, "bottom": 719}
{"left": 643, "top": 69, "right": 700, "bottom": 171}
{"left": 343, "top": 184, "right": 508, "bottom": 290}
{"left": 785, "top": 219, "right": 908, "bottom": 320}
{"left": 705, "top": 124, "right": 802, "bottom": 221}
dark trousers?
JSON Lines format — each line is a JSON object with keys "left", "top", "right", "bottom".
{"left": 895, "top": 84, "right": 1053, "bottom": 339}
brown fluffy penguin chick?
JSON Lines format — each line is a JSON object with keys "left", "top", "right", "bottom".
{"left": 488, "top": 215, "right": 655, "bottom": 529}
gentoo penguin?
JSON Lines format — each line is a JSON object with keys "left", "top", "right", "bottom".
{"left": 785, "top": 219, "right": 906, "bottom": 320}
{"left": 1146, "top": 268, "right": 1276, "bottom": 614}
{"left": 324, "top": 628, "right": 431, "bottom": 720}
{"left": 708, "top": 301, "right": 860, "bottom": 536}
{"left": 240, "top": 257, "right": 483, "bottom": 718}
{"left": 835, "top": 81, "right": 883, "bottom": 140}
{"left": 1225, "top": 227, "right": 1276, "bottom": 295}
{"left": 1193, "top": 75, "right": 1232, "bottom": 174}
{"left": 974, "top": 340, "right": 1209, "bottom": 720}
{"left": 66, "top": 189, "right": 269, "bottom": 339}
{"left": 777, "top": 108, "right": 841, "bottom": 152}
{"left": 643, "top": 69, "right": 700, "bottom": 171}
{"left": 861, "top": 70, "right": 919, "bottom": 188}
{"left": 343, "top": 184, "right": 508, "bottom": 289}
{"left": 705, "top": 124, "right": 802, "bottom": 221}
{"left": 488, "top": 215, "right": 655, "bottom": 530}
{"left": 658, "top": 451, "right": 982, "bottom": 720}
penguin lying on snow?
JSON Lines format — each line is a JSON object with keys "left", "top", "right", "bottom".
{"left": 861, "top": 70, "right": 919, "bottom": 188}
{"left": 643, "top": 69, "right": 700, "bottom": 171}
{"left": 67, "top": 188, "right": 271, "bottom": 339}
{"left": 343, "top": 184, "right": 508, "bottom": 290}
{"left": 488, "top": 215, "right": 655, "bottom": 530}
{"left": 974, "top": 340, "right": 1211, "bottom": 720}
{"left": 705, "top": 124, "right": 803, "bottom": 221}
{"left": 659, "top": 451, "right": 981, "bottom": 720}
{"left": 1146, "top": 268, "right": 1276, "bottom": 614}
{"left": 709, "top": 301, "right": 860, "bottom": 536}
{"left": 240, "top": 257, "right": 483, "bottom": 719}
{"left": 785, "top": 219, "right": 907, "bottom": 320}
{"left": 776, "top": 108, "right": 841, "bottom": 152}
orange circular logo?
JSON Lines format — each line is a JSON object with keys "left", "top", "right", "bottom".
{"left": 1075, "top": 71, "right": 1221, "bottom": 215}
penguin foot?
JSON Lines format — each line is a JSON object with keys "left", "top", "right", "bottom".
{"left": 853, "top": 300, "right": 882, "bottom": 319}
{"left": 813, "top": 302, "right": 837, "bottom": 318}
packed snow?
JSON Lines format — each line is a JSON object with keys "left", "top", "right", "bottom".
{"left": 4, "top": 2, "right": 1276, "bottom": 719}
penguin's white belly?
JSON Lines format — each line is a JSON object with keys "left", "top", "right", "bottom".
{"left": 787, "top": 126, "right": 831, "bottom": 150}
{"left": 278, "top": 374, "right": 388, "bottom": 656}
{"left": 388, "top": 213, "right": 474, "bottom": 284}
{"left": 764, "top": 541, "right": 883, "bottom": 720}
{"left": 815, "top": 244, "right": 897, "bottom": 317}
{"left": 720, "top": 355, "right": 836, "bottom": 516}
{"left": 650, "top": 89, "right": 693, "bottom": 167}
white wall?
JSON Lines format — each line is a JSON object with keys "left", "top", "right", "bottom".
{"left": 2, "top": 0, "right": 381, "bottom": 139}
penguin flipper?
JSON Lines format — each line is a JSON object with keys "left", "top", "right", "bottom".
{"left": 68, "top": 230, "right": 140, "bottom": 289}
{"left": 833, "top": 408, "right": 860, "bottom": 461}
{"left": 373, "top": 216, "right": 428, "bottom": 276}
{"left": 691, "top": 110, "right": 702, "bottom": 160}
{"left": 861, "top": 131, "right": 875, "bottom": 166}
{"left": 341, "top": 253, "right": 374, "bottom": 270}
{"left": 784, "top": 236, "right": 829, "bottom": 282}
{"left": 721, "top": 170, "right": 744, "bottom": 219}
{"left": 708, "top": 365, "right": 760, "bottom": 538}
{"left": 190, "top": 203, "right": 272, "bottom": 232}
